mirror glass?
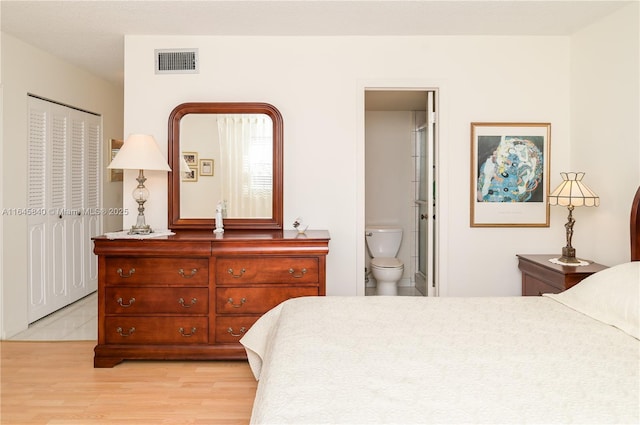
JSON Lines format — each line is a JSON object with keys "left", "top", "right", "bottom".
{"left": 168, "top": 103, "right": 283, "bottom": 230}
{"left": 179, "top": 113, "right": 272, "bottom": 218}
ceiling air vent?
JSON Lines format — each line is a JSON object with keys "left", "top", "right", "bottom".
{"left": 155, "top": 49, "right": 199, "bottom": 74}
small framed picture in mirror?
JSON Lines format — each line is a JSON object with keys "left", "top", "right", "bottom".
{"left": 200, "top": 159, "right": 214, "bottom": 176}
{"left": 182, "top": 167, "right": 198, "bottom": 182}
{"left": 109, "top": 139, "right": 124, "bottom": 181}
{"left": 183, "top": 152, "right": 198, "bottom": 166}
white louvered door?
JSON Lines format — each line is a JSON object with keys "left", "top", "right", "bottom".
{"left": 69, "top": 118, "right": 85, "bottom": 300}
{"left": 84, "top": 119, "right": 101, "bottom": 291}
{"left": 27, "top": 96, "right": 101, "bottom": 322}
{"left": 50, "top": 111, "right": 68, "bottom": 311}
{"left": 27, "top": 105, "right": 49, "bottom": 321}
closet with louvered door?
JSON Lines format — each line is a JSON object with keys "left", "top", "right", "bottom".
{"left": 27, "top": 96, "right": 101, "bottom": 323}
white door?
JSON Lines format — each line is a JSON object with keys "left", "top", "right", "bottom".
{"left": 27, "top": 105, "right": 51, "bottom": 321}
{"left": 424, "top": 91, "right": 437, "bottom": 296}
{"left": 27, "top": 96, "right": 101, "bottom": 322}
{"left": 85, "top": 122, "right": 101, "bottom": 288}
{"left": 415, "top": 90, "right": 437, "bottom": 296}
{"left": 50, "top": 110, "right": 70, "bottom": 312}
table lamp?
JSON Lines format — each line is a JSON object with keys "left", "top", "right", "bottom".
{"left": 548, "top": 172, "right": 599, "bottom": 264}
{"left": 108, "top": 134, "right": 171, "bottom": 234}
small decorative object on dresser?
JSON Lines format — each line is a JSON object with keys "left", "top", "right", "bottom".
{"left": 517, "top": 254, "right": 607, "bottom": 296}
{"left": 293, "top": 217, "right": 308, "bottom": 234}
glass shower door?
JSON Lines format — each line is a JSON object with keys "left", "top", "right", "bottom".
{"left": 416, "top": 126, "right": 428, "bottom": 282}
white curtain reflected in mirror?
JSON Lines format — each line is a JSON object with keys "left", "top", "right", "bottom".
{"left": 218, "top": 114, "right": 272, "bottom": 218}
{"left": 179, "top": 113, "right": 273, "bottom": 219}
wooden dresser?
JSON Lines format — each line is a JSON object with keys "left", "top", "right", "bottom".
{"left": 93, "top": 230, "right": 329, "bottom": 367}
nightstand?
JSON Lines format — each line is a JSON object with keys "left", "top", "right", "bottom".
{"left": 516, "top": 254, "right": 608, "bottom": 296}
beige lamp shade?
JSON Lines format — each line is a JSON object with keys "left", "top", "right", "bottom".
{"left": 548, "top": 172, "right": 599, "bottom": 207}
{"left": 108, "top": 134, "right": 171, "bottom": 171}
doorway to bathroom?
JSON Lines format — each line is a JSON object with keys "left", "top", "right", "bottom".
{"left": 364, "top": 89, "right": 438, "bottom": 296}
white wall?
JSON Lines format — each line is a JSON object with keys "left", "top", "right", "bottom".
{"left": 179, "top": 114, "right": 223, "bottom": 218}
{"left": 0, "top": 28, "right": 4, "bottom": 337}
{"left": 0, "top": 33, "right": 123, "bottom": 337}
{"left": 125, "top": 35, "right": 575, "bottom": 297}
{"left": 570, "top": 3, "right": 640, "bottom": 265}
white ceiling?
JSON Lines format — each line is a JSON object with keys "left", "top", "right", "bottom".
{"left": 1, "top": 1, "right": 632, "bottom": 86}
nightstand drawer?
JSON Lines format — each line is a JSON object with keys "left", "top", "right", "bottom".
{"left": 105, "top": 257, "right": 209, "bottom": 286}
{"left": 105, "top": 287, "right": 209, "bottom": 314}
{"left": 522, "top": 276, "right": 561, "bottom": 296}
{"left": 217, "top": 286, "right": 318, "bottom": 314}
{"left": 217, "top": 257, "right": 319, "bottom": 284}
{"left": 104, "top": 317, "right": 208, "bottom": 344}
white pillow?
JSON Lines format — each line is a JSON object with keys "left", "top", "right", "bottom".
{"left": 544, "top": 261, "right": 639, "bottom": 339}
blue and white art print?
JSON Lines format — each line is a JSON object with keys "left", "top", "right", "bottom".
{"left": 471, "top": 123, "right": 550, "bottom": 227}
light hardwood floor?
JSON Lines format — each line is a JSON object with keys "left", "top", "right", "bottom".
{"left": 1, "top": 341, "right": 257, "bottom": 425}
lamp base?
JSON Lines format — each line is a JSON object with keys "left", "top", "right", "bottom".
{"left": 128, "top": 224, "right": 153, "bottom": 235}
{"left": 558, "top": 246, "right": 580, "bottom": 264}
{"left": 129, "top": 170, "right": 153, "bottom": 236}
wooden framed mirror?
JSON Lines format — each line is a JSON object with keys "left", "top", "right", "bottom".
{"left": 168, "top": 102, "right": 283, "bottom": 230}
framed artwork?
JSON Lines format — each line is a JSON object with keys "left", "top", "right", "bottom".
{"left": 109, "top": 139, "right": 124, "bottom": 182}
{"left": 200, "top": 159, "right": 214, "bottom": 176}
{"left": 182, "top": 152, "right": 198, "bottom": 166}
{"left": 182, "top": 167, "right": 198, "bottom": 182}
{"left": 470, "top": 122, "right": 550, "bottom": 227}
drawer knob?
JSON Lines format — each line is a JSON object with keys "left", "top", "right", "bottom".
{"left": 179, "top": 327, "right": 197, "bottom": 337}
{"left": 116, "top": 268, "right": 135, "bottom": 278}
{"left": 227, "top": 327, "right": 246, "bottom": 337}
{"left": 227, "top": 297, "right": 247, "bottom": 308}
{"left": 288, "top": 268, "right": 308, "bottom": 278}
{"left": 227, "top": 268, "right": 246, "bottom": 278}
{"left": 116, "top": 297, "right": 136, "bottom": 307}
{"left": 116, "top": 326, "right": 135, "bottom": 337}
{"left": 178, "top": 297, "right": 197, "bottom": 308}
{"left": 178, "top": 268, "right": 198, "bottom": 278}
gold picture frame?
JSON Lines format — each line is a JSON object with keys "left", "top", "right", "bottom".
{"left": 182, "top": 152, "right": 198, "bottom": 166}
{"left": 109, "top": 139, "right": 124, "bottom": 182}
{"left": 200, "top": 159, "right": 214, "bottom": 176}
{"left": 182, "top": 167, "right": 198, "bottom": 182}
{"left": 470, "top": 122, "right": 550, "bottom": 227}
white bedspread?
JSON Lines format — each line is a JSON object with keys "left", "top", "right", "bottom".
{"left": 241, "top": 296, "right": 639, "bottom": 424}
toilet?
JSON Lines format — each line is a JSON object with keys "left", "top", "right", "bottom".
{"left": 365, "top": 226, "right": 404, "bottom": 295}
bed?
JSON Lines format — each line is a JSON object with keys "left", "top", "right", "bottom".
{"left": 240, "top": 187, "right": 640, "bottom": 425}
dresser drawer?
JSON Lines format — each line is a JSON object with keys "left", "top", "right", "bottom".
{"left": 215, "top": 316, "right": 260, "bottom": 343}
{"left": 105, "top": 287, "right": 208, "bottom": 314}
{"left": 217, "top": 286, "right": 318, "bottom": 314}
{"left": 104, "top": 317, "right": 208, "bottom": 344}
{"left": 105, "top": 257, "right": 208, "bottom": 286}
{"left": 217, "top": 257, "right": 318, "bottom": 284}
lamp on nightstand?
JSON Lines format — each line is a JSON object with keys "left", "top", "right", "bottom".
{"left": 108, "top": 134, "right": 171, "bottom": 235}
{"left": 548, "top": 172, "right": 599, "bottom": 264}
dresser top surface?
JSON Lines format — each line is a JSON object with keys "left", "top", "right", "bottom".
{"left": 94, "top": 229, "right": 330, "bottom": 242}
